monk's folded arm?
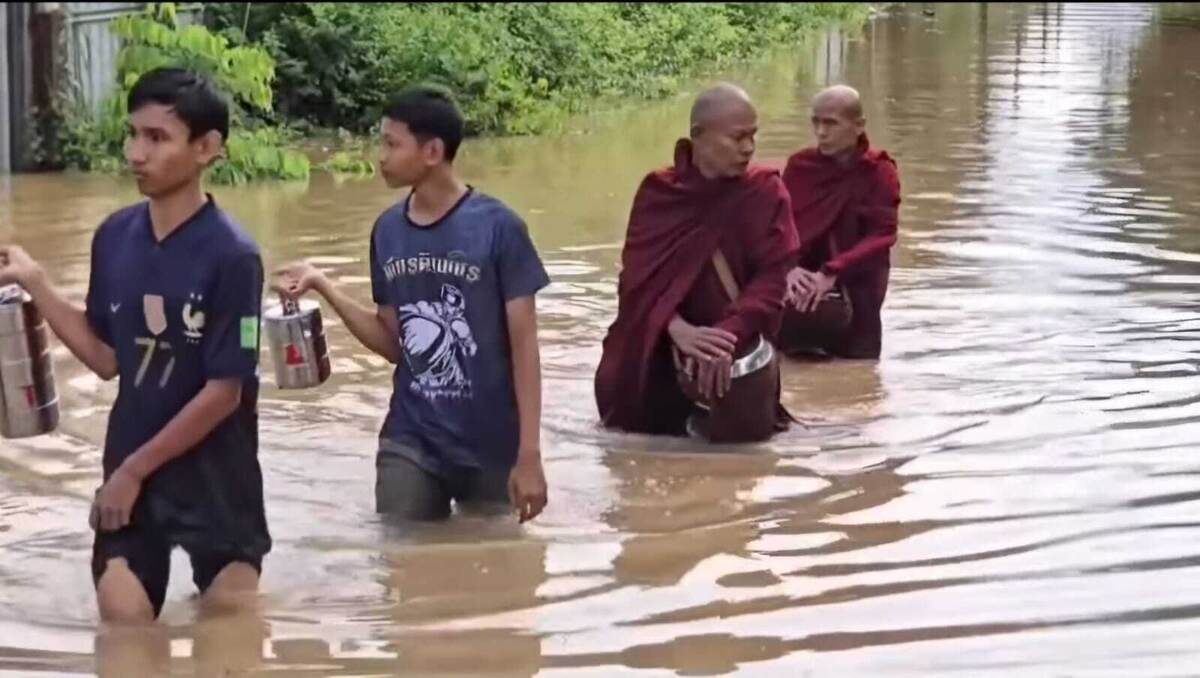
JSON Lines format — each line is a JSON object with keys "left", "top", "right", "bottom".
{"left": 715, "top": 193, "right": 799, "bottom": 344}
{"left": 823, "top": 163, "right": 901, "bottom": 277}
{"left": 714, "top": 258, "right": 793, "bottom": 343}
{"left": 823, "top": 229, "right": 897, "bottom": 277}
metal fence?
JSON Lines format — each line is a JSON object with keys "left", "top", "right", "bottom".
{"left": 1, "top": 6, "right": 11, "bottom": 172}
{"left": 3, "top": 3, "right": 32, "bottom": 174}
{"left": 3, "top": 2, "right": 202, "bottom": 171}
{"left": 64, "top": 2, "right": 142, "bottom": 112}
{"left": 64, "top": 2, "right": 198, "bottom": 112}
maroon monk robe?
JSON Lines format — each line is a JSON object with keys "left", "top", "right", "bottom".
{"left": 595, "top": 139, "right": 799, "bottom": 435}
{"left": 781, "top": 133, "right": 901, "bottom": 359}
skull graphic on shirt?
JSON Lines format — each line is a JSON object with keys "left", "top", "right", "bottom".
{"left": 398, "top": 284, "right": 478, "bottom": 398}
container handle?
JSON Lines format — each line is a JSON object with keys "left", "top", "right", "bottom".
{"left": 279, "top": 293, "right": 300, "bottom": 316}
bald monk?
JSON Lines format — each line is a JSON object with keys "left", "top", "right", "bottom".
{"left": 595, "top": 84, "right": 799, "bottom": 442}
{"left": 780, "top": 85, "right": 901, "bottom": 360}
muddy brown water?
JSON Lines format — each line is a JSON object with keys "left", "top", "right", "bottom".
{"left": 2, "top": 3, "right": 1200, "bottom": 676}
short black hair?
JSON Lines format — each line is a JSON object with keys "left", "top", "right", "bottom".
{"left": 384, "top": 85, "right": 465, "bottom": 162}
{"left": 127, "top": 67, "right": 230, "bottom": 142}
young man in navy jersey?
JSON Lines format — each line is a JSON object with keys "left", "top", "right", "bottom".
{"left": 0, "top": 68, "right": 270, "bottom": 622}
{"left": 275, "top": 85, "right": 550, "bottom": 523}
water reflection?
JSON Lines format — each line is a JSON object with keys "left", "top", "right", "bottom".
{"left": 605, "top": 450, "right": 779, "bottom": 588}
{"left": 95, "top": 608, "right": 268, "bottom": 677}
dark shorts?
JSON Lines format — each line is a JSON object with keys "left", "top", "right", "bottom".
{"left": 91, "top": 523, "right": 263, "bottom": 618}
{"left": 376, "top": 453, "right": 511, "bottom": 521}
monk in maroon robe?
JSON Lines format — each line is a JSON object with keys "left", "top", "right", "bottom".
{"left": 595, "top": 84, "right": 799, "bottom": 438}
{"left": 780, "top": 85, "right": 901, "bottom": 360}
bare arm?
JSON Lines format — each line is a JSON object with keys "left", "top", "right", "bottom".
{"left": 505, "top": 295, "right": 548, "bottom": 523}
{"left": 507, "top": 296, "right": 542, "bottom": 457}
{"left": 95, "top": 378, "right": 246, "bottom": 531}
{"left": 273, "top": 261, "right": 402, "bottom": 364}
{"left": 123, "top": 378, "right": 242, "bottom": 479}
{"left": 315, "top": 277, "right": 402, "bottom": 364}
{"left": 0, "top": 246, "right": 117, "bottom": 380}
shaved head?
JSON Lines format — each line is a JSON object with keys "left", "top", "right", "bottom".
{"left": 812, "top": 85, "right": 863, "bottom": 121}
{"left": 686, "top": 83, "right": 758, "bottom": 179}
{"left": 810, "top": 85, "right": 866, "bottom": 158}
{"left": 690, "top": 83, "right": 755, "bottom": 136}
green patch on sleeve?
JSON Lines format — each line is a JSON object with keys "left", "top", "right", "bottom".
{"left": 240, "top": 316, "right": 259, "bottom": 349}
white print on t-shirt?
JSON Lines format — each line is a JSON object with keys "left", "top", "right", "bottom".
{"left": 137, "top": 296, "right": 175, "bottom": 388}
{"left": 143, "top": 294, "right": 167, "bottom": 336}
{"left": 183, "top": 292, "right": 206, "bottom": 344}
{"left": 398, "top": 284, "right": 477, "bottom": 400}
{"left": 382, "top": 252, "right": 481, "bottom": 284}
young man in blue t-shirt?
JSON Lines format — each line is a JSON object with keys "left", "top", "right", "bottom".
{"left": 0, "top": 69, "right": 270, "bottom": 622}
{"left": 275, "top": 86, "right": 550, "bottom": 523}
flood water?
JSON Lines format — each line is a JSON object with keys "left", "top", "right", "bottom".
{"left": 3, "top": 3, "right": 1200, "bottom": 675}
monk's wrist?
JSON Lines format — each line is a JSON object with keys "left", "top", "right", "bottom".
{"left": 667, "top": 314, "right": 691, "bottom": 338}
{"left": 715, "top": 317, "right": 747, "bottom": 344}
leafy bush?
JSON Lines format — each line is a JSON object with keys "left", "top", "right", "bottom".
{"left": 64, "top": 2, "right": 309, "bottom": 183}
{"left": 318, "top": 130, "right": 376, "bottom": 178}
{"left": 210, "top": 127, "right": 310, "bottom": 185}
{"left": 205, "top": 2, "right": 871, "bottom": 136}
{"left": 1160, "top": 2, "right": 1200, "bottom": 27}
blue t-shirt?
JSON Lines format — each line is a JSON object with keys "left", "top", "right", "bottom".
{"left": 370, "top": 189, "right": 550, "bottom": 474}
{"left": 85, "top": 197, "right": 270, "bottom": 555}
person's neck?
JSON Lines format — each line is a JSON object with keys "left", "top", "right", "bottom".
{"left": 817, "top": 144, "right": 858, "bottom": 166}
{"left": 408, "top": 168, "right": 469, "bottom": 226}
{"left": 148, "top": 183, "right": 207, "bottom": 242}
{"left": 832, "top": 148, "right": 858, "bottom": 166}
{"left": 823, "top": 135, "right": 866, "bottom": 166}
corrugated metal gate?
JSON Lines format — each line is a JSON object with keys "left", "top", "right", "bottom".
{"left": 64, "top": 2, "right": 198, "bottom": 112}
{"left": 65, "top": 2, "right": 144, "bottom": 112}
{"left": 2, "top": 6, "right": 11, "bottom": 172}
{"left": 2, "top": 3, "right": 32, "bottom": 173}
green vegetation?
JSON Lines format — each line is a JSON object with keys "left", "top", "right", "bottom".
{"left": 1159, "top": 3, "right": 1200, "bottom": 27}
{"left": 58, "top": 2, "right": 870, "bottom": 183}
{"left": 203, "top": 3, "right": 872, "bottom": 136}
{"left": 315, "top": 129, "right": 376, "bottom": 179}
{"left": 61, "top": 3, "right": 310, "bottom": 184}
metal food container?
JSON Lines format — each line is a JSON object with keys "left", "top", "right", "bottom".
{"left": 0, "top": 284, "right": 59, "bottom": 438}
{"left": 263, "top": 296, "right": 331, "bottom": 389}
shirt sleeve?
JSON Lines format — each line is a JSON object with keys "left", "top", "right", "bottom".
{"left": 84, "top": 227, "right": 112, "bottom": 347}
{"left": 202, "top": 251, "right": 264, "bottom": 380}
{"left": 496, "top": 214, "right": 550, "bottom": 302}
{"left": 369, "top": 222, "right": 387, "bottom": 305}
